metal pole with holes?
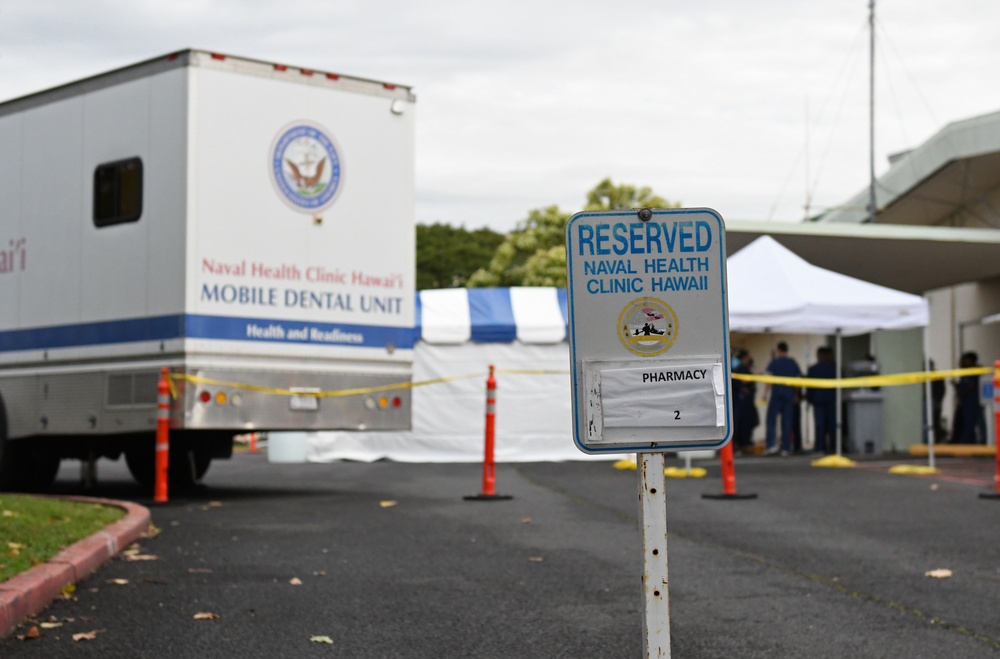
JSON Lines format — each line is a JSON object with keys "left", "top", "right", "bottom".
{"left": 155, "top": 368, "right": 170, "bottom": 503}
{"left": 639, "top": 452, "right": 670, "bottom": 657}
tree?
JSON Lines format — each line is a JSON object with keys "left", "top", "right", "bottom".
{"left": 467, "top": 179, "right": 677, "bottom": 288}
{"left": 416, "top": 223, "right": 505, "bottom": 289}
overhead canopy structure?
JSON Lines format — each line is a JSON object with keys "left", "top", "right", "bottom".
{"left": 725, "top": 220, "right": 1000, "bottom": 296}
{"left": 725, "top": 109, "right": 1000, "bottom": 296}
{"left": 819, "top": 109, "right": 1000, "bottom": 228}
{"left": 727, "top": 236, "right": 929, "bottom": 335}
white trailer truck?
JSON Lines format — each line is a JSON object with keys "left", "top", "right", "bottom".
{"left": 0, "top": 50, "right": 416, "bottom": 489}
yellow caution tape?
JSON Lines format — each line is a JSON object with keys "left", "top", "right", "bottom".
{"left": 161, "top": 363, "right": 991, "bottom": 401}
{"left": 733, "top": 366, "right": 991, "bottom": 389}
{"left": 166, "top": 371, "right": 486, "bottom": 399}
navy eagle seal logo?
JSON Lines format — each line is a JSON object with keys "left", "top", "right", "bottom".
{"left": 269, "top": 121, "right": 343, "bottom": 213}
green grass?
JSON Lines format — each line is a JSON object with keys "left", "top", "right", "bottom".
{"left": 0, "top": 495, "right": 125, "bottom": 583}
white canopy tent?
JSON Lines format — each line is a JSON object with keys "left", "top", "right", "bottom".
{"left": 726, "top": 236, "right": 931, "bottom": 456}
{"left": 727, "top": 236, "right": 929, "bottom": 335}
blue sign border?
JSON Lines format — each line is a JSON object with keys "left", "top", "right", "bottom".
{"left": 565, "top": 207, "right": 732, "bottom": 454}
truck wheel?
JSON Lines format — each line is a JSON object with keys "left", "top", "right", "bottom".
{"left": 123, "top": 442, "right": 156, "bottom": 488}
{"left": 0, "top": 425, "right": 17, "bottom": 489}
{"left": 0, "top": 398, "right": 60, "bottom": 491}
{"left": 0, "top": 439, "right": 60, "bottom": 492}
{"left": 124, "top": 439, "right": 210, "bottom": 489}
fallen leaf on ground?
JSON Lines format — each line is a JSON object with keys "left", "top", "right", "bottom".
{"left": 2, "top": 509, "right": 17, "bottom": 517}
{"left": 106, "top": 578, "right": 129, "bottom": 585}
{"left": 17, "top": 625, "right": 40, "bottom": 641}
{"left": 193, "top": 612, "right": 220, "bottom": 620}
{"left": 187, "top": 567, "right": 213, "bottom": 573}
{"left": 39, "top": 622, "right": 63, "bottom": 629}
{"left": 7, "top": 542, "right": 24, "bottom": 549}
{"left": 289, "top": 577, "right": 302, "bottom": 585}
{"left": 379, "top": 500, "right": 397, "bottom": 508}
{"left": 123, "top": 553, "right": 159, "bottom": 562}
{"left": 925, "top": 568, "right": 953, "bottom": 579}
{"left": 207, "top": 501, "right": 223, "bottom": 507}
{"left": 521, "top": 518, "right": 533, "bottom": 524}
{"left": 529, "top": 556, "right": 545, "bottom": 563}
{"left": 313, "top": 570, "right": 326, "bottom": 577}
{"left": 311, "top": 635, "right": 334, "bottom": 644}
{"left": 72, "top": 630, "right": 102, "bottom": 641}
{"left": 60, "top": 583, "right": 76, "bottom": 598}
{"left": 141, "top": 524, "right": 162, "bottom": 539}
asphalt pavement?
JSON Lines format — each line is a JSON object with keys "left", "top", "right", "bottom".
{"left": 2, "top": 450, "right": 999, "bottom": 658}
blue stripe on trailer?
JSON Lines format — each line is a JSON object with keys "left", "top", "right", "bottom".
{"left": 0, "top": 315, "right": 415, "bottom": 351}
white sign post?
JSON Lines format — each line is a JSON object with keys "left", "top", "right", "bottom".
{"left": 565, "top": 208, "right": 732, "bottom": 658}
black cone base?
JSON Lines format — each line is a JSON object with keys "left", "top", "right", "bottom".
{"left": 464, "top": 493, "right": 513, "bottom": 501}
{"left": 702, "top": 492, "right": 758, "bottom": 500}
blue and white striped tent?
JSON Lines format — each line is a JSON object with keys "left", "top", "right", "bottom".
{"left": 415, "top": 287, "right": 569, "bottom": 345}
{"left": 305, "top": 287, "right": 624, "bottom": 463}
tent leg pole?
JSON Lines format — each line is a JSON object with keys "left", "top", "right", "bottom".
{"left": 836, "top": 330, "right": 843, "bottom": 457}
{"left": 923, "top": 327, "right": 935, "bottom": 471}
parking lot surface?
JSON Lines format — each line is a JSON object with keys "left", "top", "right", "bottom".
{"left": 2, "top": 452, "right": 998, "bottom": 658}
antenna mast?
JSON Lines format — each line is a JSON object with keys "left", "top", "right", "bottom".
{"left": 867, "top": 0, "right": 877, "bottom": 223}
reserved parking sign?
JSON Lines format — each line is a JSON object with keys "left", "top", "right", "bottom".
{"left": 565, "top": 208, "right": 732, "bottom": 453}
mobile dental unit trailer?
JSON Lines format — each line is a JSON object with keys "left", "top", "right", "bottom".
{"left": 0, "top": 50, "right": 415, "bottom": 489}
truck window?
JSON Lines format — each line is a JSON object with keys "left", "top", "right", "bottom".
{"left": 94, "top": 157, "right": 143, "bottom": 227}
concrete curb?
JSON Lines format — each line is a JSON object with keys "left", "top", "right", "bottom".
{"left": 0, "top": 496, "right": 151, "bottom": 638}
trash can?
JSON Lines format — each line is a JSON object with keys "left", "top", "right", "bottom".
{"left": 267, "top": 432, "right": 309, "bottom": 463}
{"left": 846, "top": 390, "right": 883, "bottom": 454}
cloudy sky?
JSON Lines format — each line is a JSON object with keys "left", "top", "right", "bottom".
{"left": 3, "top": 1, "right": 999, "bottom": 232}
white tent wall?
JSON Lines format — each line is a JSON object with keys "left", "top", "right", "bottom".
{"left": 305, "top": 287, "right": 630, "bottom": 463}
{"left": 306, "top": 341, "right": 604, "bottom": 463}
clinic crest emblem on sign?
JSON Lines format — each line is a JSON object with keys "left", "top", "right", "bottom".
{"left": 269, "top": 121, "right": 343, "bottom": 213}
{"left": 618, "top": 297, "right": 678, "bottom": 356}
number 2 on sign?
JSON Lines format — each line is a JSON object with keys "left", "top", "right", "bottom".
{"left": 674, "top": 410, "right": 680, "bottom": 420}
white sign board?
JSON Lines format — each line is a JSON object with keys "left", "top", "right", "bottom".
{"left": 565, "top": 208, "right": 732, "bottom": 453}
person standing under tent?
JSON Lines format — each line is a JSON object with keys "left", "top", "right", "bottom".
{"left": 805, "top": 346, "right": 837, "bottom": 454}
{"left": 929, "top": 359, "right": 946, "bottom": 443}
{"left": 731, "top": 350, "right": 759, "bottom": 455}
{"left": 763, "top": 341, "right": 802, "bottom": 456}
{"left": 952, "top": 351, "right": 984, "bottom": 444}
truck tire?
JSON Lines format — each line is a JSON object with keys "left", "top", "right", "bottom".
{"left": 0, "top": 400, "right": 61, "bottom": 492}
{"left": 0, "top": 403, "right": 16, "bottom": 489}
{"left": 124, "top": 437, "right": 211, "bottom": 489}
